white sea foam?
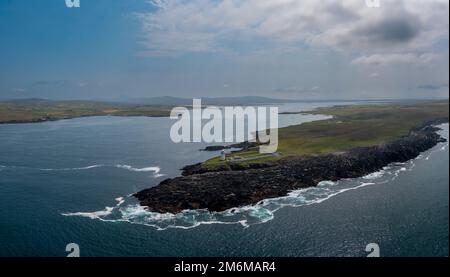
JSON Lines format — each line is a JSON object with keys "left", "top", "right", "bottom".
{"left": 115, "top": 164, "right": 161, "bottom": 173}
{"left": 363, "top": 170, "right": 385, "bottom": 180}
{"left": 60, "top": 164, "right": 402, "bottom": 230}
{"left": 59, "top": 162, "right": 421, "bottom": 230}
{"left": 62, "top": 123, "right": 449, "bottom": 230}
{"left": 115, "top": 164, "right": 165, "bottom": 178}
{"left": 115, "top": 197, "right": 125, "bottom": 206}
{"left": 62, "top": 207, "right": 115, "bottom": 219}
{"left": 1, "top": 163, "right": 164, "bottom": 177}
{"left": 62, "top": 196, "right": 125, "bottom": 220}
{"left": 39, "top": 164, "right": 105, "bottom": 171}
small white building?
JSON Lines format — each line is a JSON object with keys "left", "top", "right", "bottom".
{"left": 220, "top": 150, "right": 226, "bottom": 161}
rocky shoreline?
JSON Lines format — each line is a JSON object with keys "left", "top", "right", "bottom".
{"left": 134, "top": 119, "right": 448, "bottom": 214}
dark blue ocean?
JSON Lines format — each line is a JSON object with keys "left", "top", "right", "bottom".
{"left": 0, "top": 102, "right": 448, "bottom": 257}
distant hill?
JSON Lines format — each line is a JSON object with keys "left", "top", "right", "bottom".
{"left": 0, "top": 96, "right": 293, "bottom": 124}
{"left": 122, "top": 96, "right": 289, "bottom": 106}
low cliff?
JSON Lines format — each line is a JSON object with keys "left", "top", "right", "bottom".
{"left": 135, "top": 119, "right": 447, "bottom": 214}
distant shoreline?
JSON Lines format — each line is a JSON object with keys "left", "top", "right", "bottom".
{"left": 0, "top": 114, "right": 170, "bottom": 125}
{"left": 2, "top": 98, "right": 448, "bottom": 125}
{"left": 0, "top": 99, "right": 173, "bottom": 125}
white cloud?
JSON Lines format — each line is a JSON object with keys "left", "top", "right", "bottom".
{"left": 351, "top": 53, "right": 438, "bottom": 66}
{"left": 134, "top": 0, "right": 449, "bottom": 100}
{"left": 139, "top": 0, "right": 449, "bottom": 56}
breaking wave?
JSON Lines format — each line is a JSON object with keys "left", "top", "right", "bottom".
{"left": 62, "top": 124, "right": 449, "bottom": 231}
{"left": 114, "top": 165, "right": 164, "bottom": 177}
{"left": 0, "top": 163, "right": 164, "bottom": 177}
{"left": 62, "top": 197, "right": 125, "bottom": 219}
{"left": 39, "top": 164, "right": 105, "bottom": 171}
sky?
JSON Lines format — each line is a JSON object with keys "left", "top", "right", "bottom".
{"left": 0, "top": 0, "right": 448, "bottom": 100}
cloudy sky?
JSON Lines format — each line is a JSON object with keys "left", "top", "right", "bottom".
{"left": 0, "top": 0, "right": 448, "bottom": 100}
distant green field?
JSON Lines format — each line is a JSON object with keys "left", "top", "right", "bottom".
{"left": 0, "top": 99, "right": 172, "bottom": 123}
{"left": 203, "top": 101, "right": 449, "bottom": 169}
{"left": 2, "top": 99, "right": 448, "bottom": 169}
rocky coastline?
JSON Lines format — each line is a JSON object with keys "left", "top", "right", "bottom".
{"left": 134, "top": 119, "right": 448, "bottom": 214}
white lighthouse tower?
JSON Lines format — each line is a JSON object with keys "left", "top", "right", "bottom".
{"left": 220, "top": 150, "right": 226, "bottom": 161}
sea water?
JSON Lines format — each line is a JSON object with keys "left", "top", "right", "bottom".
{"left": 0, "top": 102, "right": 447, "bottom": 256}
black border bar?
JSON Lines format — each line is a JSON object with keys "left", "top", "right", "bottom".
{"left": 1, "top": 257, "right": 449, "bottom": 275}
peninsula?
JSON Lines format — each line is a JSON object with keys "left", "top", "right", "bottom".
{"left": 0, "top": 99, "right": 172, "bottom": 124}
{"left": 0, "top": 96, "right": 287, "bottom": 124}
{"left": 135, "top": 101, "right": 449, "bottom": 213}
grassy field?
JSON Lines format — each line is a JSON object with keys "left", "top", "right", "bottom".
{"left": 2, "top": 99, "right": 448, "bottom": 168}
{"left": 203, "top": 100, "right": 449, "bottom": 169}
{"left": 0, "top": 99, "right": 172, "bottom": 123}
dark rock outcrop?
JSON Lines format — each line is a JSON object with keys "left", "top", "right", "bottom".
{"left": 201, "top": 141, "right": 259, "bottom": 151}
{"left": 180, "top": 160, "right": 276, "bottom": 176}
{"left": 135, "top": 120, "right": 448, "bottom": 214}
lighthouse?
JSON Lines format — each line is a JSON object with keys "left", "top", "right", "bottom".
{"left": 220, "top": 150, "right": 226, "bottom": 161}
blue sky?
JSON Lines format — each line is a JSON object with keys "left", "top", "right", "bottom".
{"left": 0, "top": 0, "right": 448, "bottom": 100}
{"left": 0, "top": 0, "right": 152, "bottom": 99}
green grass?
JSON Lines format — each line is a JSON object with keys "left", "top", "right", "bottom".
{"left": 201, "top": 100, "right": 449, "bottom": 169}
{"left": 2, "top": 99, "right": 448, "bottom": 170}
{"left": 0, "top": 99, "right": 172, "bottom": 123}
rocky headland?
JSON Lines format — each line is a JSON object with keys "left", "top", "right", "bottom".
{"left": 134, "top": 119, "right": 448, "bottom": 214}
